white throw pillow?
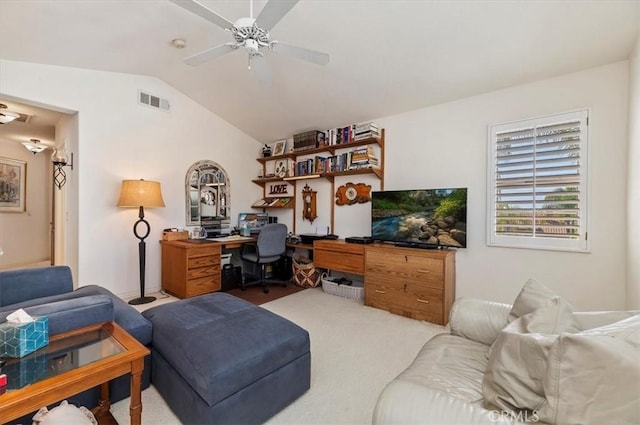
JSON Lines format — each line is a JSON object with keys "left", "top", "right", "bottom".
{"left": 508, "top": 278, "right": 565, "bottom": 322}
{"left": 537, "top": 315, "right": 640, "bottom": 425}
{"left": 32, "top": 400, "right": 97, "bottom": 425}
{"left": 483, "top": 297, "right": 579, "bottom": 413}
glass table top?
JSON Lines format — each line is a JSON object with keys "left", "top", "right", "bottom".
{"left": 1, "top": 327, "right": 125, "bottom": 391}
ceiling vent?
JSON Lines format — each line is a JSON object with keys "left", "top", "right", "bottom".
{"left": 138, "top": 91, "right": 170, "bottom": 112}
{"left": 16, "top": 113, "right": 33, "bottom": 124}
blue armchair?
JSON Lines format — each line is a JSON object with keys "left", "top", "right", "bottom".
{"left": 0, "top": 266, "right": 152, "bottom": 416}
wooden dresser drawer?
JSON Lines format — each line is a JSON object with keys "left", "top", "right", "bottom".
{"left": 185, "top": 275, "right": 221, "bottom": 297}
{"left": 187, "top": 245, "right": 220, "bottom": 259}
{"left": 187, "top": 264, "right": 220, "bottom": 280}
{"left": 364, "top": 244, "right": 455, "bottom": 325}
{"left": 161, "top": 240, "right": 222, "bottom": 299}
{"left": 366, "top": 282, "right": 445, "bottom": 324}
{"left": 314, "top": 240, "right": 365, "bottom": 274}
{"left": 188, "top": 255, "right": 218, "bottom": 269}
{"left": 366, "top": 249, "right": 444, "bottom": 289}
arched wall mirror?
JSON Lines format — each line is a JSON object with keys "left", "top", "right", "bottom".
{"left": 185, "top": 160, "right": 230, "bottom": 227}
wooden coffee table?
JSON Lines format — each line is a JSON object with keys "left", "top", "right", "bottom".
{"left": 0, "top": 321, "right": 149, "bottom": 425}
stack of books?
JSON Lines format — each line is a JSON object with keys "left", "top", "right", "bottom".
{"left": 324, "top": 121, "right": 380, "bottom": 145}
{"left": 353, "top": 122, "right": 380, "bottom": 141}
{"left": 349, "top": 145, "right": 379, "bottom": 169}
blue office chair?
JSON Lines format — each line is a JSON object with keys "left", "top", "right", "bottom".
{"left": 240, "top": 223, "right": 288, "bottom": 294}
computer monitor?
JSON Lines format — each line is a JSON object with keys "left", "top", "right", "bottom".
{"left": 238, "top": 212, "right": 269, "bottom": 234}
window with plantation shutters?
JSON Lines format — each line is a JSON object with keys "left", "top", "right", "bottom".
{"left": 487, "top": 110, "right": 589, "bottom": 252}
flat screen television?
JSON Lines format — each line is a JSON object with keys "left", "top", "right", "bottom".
{"left": 371, "top": 188, "right": 467, "bottom": 249}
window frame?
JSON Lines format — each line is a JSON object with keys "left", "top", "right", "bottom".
{"left": 486, "top": 109, "right": 590, "bottom": 253}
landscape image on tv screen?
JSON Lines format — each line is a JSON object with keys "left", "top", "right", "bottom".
{"left": 371, "top": 188, "right": 467, "bottom": 248}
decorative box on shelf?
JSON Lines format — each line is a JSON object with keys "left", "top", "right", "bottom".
{"left": 162, "top": 230, "right": 189, "bottom": 241}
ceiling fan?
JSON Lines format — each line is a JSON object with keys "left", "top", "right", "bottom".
{"left": 170, "top": 0, "right": 330, "bottom": 86}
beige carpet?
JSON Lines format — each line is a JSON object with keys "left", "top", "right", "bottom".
{"left": 112, "top": 288, "right": 445, "bottom": 424}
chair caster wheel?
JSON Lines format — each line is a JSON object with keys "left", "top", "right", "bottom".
{"left": 240, "top": 286, "right": 246, "bottom": 291}
{"left": 263, "top": 287, "right": 269, "bottom": 294}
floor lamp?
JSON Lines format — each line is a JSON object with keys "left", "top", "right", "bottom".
{"left": 117, "top": 179, "right": 165, "bottom": 305}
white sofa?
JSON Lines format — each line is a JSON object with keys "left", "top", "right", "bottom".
{"left": 372, "top": 289, "right": 640, "bottom": 425}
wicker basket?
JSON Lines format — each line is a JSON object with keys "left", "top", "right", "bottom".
{"left": 321, "top": 274, "right": 364, "bottom": 302}
{"left": 292, "top": 255, "right": 321, "bottom": 288}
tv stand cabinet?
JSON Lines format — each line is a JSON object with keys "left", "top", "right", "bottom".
{"left": 313, "top": 241, "right": 455, "bottom": 325}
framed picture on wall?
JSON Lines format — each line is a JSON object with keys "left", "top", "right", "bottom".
{"left": 272, "top": 140, "right": 287, "bottom": 156}
{"left": 0, "top": 157, "right": 26, "bottom": 213}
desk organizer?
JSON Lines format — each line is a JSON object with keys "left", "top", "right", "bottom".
{"left": 162, "top": 230, "right": 189, "bottom": 241}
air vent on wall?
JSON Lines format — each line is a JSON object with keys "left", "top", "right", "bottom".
{"left": 138, "top": 91, "right": 170, "bottom": 112}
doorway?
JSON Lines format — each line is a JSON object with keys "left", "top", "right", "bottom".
{"left": 0, "top": 96, "right": 76, "bottom": 270}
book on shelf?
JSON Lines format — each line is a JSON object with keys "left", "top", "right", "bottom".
{"left": 253, "top": 197, "right": 292, "bottom": 208}
{"left": 323, "top": 121, "right": 380, "bottom": 145}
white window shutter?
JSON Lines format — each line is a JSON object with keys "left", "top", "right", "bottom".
{"left": 487, "top": 110, "right": 589, "bottom": 252}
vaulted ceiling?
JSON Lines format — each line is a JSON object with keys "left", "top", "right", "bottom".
{"left": 0, "top": 0, "right": 638, "bottom": 143}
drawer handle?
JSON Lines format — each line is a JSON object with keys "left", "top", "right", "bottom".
{"left": 416, "top": 298, "right": 430, "bottom": 304}
{"left": 416, "top": 269, "right": 431, "bottom": 274}
{"left": 375, "top": 289, "right": 386, "bottom": 294}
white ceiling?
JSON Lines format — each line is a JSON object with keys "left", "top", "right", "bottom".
{"left": 0, "top": 0, "right": 638, "bottom": 144}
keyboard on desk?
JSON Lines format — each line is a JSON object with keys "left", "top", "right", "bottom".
{"left": 209, "top": 235, "right": 255, "bottom": 242}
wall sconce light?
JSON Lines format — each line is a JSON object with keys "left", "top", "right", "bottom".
{"left": 52, "top": 148, "right": 73, "bottom": 189}
{"left": 0, "top": 103, "right": 20, "bottom": 125}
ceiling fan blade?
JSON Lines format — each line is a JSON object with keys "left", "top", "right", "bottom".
{"left": 184, "top": 43, "right": 238, "bottom": 66}
{"left": 255, "top": 0, "right": 299, "bottom": 32}
{"left": 169, "top": 0, "right": 234, "bottom": 31}
{"left": 249, "top": 54, "right": 273, "bottom": 87}
{"left": 270, "top": 41, "right": 330, "bottom": 66}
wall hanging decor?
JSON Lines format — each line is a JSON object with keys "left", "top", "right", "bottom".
{"left": 301, "top": 184, "right": 317, "bottom": 223}
{"left": 335, "top": 182, "right": 371, "bottom": 206}
{"left": 0, "top": 157, "right": 26, "bottom": 213}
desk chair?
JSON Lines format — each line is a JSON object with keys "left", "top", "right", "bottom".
{"left": 240, "top": 223, "right": 288, "bottom": 294}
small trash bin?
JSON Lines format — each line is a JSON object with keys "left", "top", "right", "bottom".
{"left": 221, "top": 264, "right": 242, "bottom": 291}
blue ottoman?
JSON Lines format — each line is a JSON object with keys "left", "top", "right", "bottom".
{"left": 142, "top": 293, "right": 310, "bottom": 424}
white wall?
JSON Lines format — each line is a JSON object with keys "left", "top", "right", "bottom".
{"left": 0, "top": 59, "right": 631, "bottom": 310}
{"left": 0, "top": 139, "right": 50, "bottom": 268}
{"left": 627, "top": 29, "right": 640, "bottom": 310}
{"left": 367, "top": 62, "right": 629, "bottom": 310}
{"left": 0, "top": 59, "right": 261, "bottom": 297}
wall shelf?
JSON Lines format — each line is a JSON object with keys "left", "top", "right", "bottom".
{"left": 253, "top": 128, "right": 385, "bottom": 233}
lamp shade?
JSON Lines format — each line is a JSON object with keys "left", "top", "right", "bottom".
{"left": 117, "top": 179, "right": 165, "bottom": 208}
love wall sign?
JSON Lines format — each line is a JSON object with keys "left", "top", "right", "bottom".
{"left": 268, "top": 183, "right": 290, "bottom": 195}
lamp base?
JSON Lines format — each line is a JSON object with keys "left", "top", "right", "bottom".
{"left": 128, "top": 296, "right": 156, "bottom": 305}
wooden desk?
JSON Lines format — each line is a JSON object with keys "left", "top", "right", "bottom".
{"left": 160, "top": 238, "right": 314, "bottom": 298}
{"left": 0, "top": 322, "right": 149, "bottom": 425}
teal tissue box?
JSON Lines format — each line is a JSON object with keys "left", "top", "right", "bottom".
{"left": 0, "top": 316, "right": 49, "bottom": 358}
